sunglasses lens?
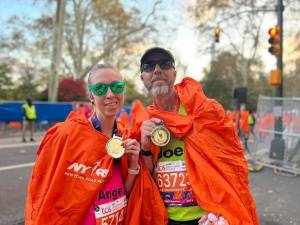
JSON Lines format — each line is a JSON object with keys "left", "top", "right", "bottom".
{"left": 111, "top": 82, "right": 126, "bottom": 94}
{"left": 142, "top": 60, "right": 173, "bottom": 72}
{"left": 142, "top": 63, "right": 154, "bottom": 72}
{"left": 93, "top": 84, "right": 108, "bottom": 96}
{"left": 159, "top": 61, "right": 173, "bottom": 69}
{"left": 90, "top": 82, "right": 126, "bottom": 96}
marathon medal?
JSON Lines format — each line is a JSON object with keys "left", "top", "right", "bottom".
{"left": 151, "top": 125, "right": 170, "bottom": 147}
{"left": 106, "top": 135, "right": 125, "bottom": 158}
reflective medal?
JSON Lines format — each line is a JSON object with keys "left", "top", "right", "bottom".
{"left": 151, "top": 125, "right": 170, "bottom": 147}
{"left": 106, "top": 135, "right": 125, "bottom": 158}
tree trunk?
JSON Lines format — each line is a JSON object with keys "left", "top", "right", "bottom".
{"left": 49, "top": 0, "right": 66, "bottom": 102}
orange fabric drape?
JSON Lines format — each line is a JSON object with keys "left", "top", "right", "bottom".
{"left": 126, "top": 77, "right": 259, "bottom": 225}
{"left": 25, "top": 112, "right": 130, "bottom": 225}
{"left": 129, "top": 100, "right": 149, "bottom": 139}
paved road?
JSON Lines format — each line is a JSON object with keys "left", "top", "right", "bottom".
{"left": 0, "top": 136, "right": 299, "bottom": 225}
{"left": 0, "top": 142, "right": 38, "bottom": 225}
{"left": 249, "top": 169, "right": 300, "bottom": 225}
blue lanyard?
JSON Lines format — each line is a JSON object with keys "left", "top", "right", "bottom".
{"left": 90, "top": 113, "right": 119, "bottom": 136}
{"left": 91, "top": 114, "right": 120, "bottom": 164}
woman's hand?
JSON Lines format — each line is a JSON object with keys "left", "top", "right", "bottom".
{"left": 122, "top": 138, "right": 140, "bottom": 169}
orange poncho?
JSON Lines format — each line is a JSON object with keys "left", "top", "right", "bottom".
{"left": 126, "top": 77, "right": 259, "bottom": 225}
{"left": 25, "top": 112, "right": 131, "bottom": 225}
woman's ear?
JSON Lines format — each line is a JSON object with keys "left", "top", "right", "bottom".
{"left": 89, "top": 92, "right": 95, "bottom": 105}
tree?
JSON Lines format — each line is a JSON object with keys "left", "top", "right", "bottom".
{"left": 188, "top": 0, "right": 268, "bottom": 88}
{"left": 62, "top": 0, "right": 162, "bottom": 79}
{"left": 0, "top": 63, "right": 13, "bottom": 100}
{"left": 124, "top": 78, "right": 151, "bottom": 107}
{"left": 2, "top": 0, "right": 163, "bottom": 101}
{"left": 282, "top": 31, "right": 300, "bottom": 97}
{"left": 15, "top": 65, "right": 40, "bottom": 100}
{"left": 49, "top": 0, "right": 67, "bottom": 102}
{"left": 201, "top": 51, "right": 272, "bottom": 110}
{"left": 58, "top": 77, "right": 87, "bottom": 102}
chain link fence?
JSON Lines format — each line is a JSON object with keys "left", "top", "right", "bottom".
{"left": 250, "top": 96, "right": 300, "bottom": 175}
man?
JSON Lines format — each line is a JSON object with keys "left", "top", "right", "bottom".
{"left": 139, "top": 47, "right": 259, "bottom": 225}
{"left": 22, "top": 98, "right": 37, "bottom": 142}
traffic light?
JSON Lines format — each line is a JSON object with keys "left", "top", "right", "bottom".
{"left": 214, "top": 27, "right": 221, "bottom": 43}
{"left": 268, "top": 69, "right": 282, "bottom": 86}
{"left": 268, "top": 27, "right": 281, "bottom": 57}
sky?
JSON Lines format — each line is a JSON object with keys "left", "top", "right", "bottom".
{"left": 0, "top": 0, "right": 44, "bottom": 22}
{"left": 0, "top": 0, "right": 209, "bottom": 81}
{"left": 0, "top": 0, "right": 297, "bottom": 82}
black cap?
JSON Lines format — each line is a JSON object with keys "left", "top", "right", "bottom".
{"left": 140, "top": 47, "right": 175, "bottom": 66}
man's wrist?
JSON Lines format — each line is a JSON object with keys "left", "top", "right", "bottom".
{"left": 140, "top": 149, "right": 152, "bottom": 156}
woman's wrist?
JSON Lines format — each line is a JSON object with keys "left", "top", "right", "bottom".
{"left": 128, "top": 164, "right": 139, "bottom": 170}
{"left": 128, "top": 165, "right": 140, "bottom": 175}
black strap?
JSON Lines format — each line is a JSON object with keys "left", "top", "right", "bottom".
{"left": 140, "top": 149, "right": 152, "bottom": 156}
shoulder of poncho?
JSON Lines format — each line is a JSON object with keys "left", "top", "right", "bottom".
{"left": 43, "top": 119, "right": 92, "bottom": 144}
{"left": 176, "top": 78, "right": 226, "bottom": 117}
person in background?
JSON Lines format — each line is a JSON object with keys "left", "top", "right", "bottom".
{"left": 22, "top": 98, "right": 37, "bottom": 142}
{"left": 239, "top": 104, "right": 250, "bottom": 152}
{"left": 248, "top": 109, "right": 256, "bottom": 139}
{"left": 138, "top": 47, "right": 258, "bottom": 225}
{"left": 25, "top": 64, "right": 140, "bottom": 225}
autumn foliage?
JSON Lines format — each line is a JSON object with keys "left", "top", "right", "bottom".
{"left": 58, "top": 77, "right": 87, "bottom": 102}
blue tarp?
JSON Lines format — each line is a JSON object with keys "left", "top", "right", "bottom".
{"left": 0, "top": 102, "right": 73, "bottom": 122}
{"left": 0, "top": 102, "right": 132, "bottom": 122}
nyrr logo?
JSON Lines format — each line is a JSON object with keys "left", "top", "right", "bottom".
{"left": 67, "top": 162, "right": 109, "bottom": 178}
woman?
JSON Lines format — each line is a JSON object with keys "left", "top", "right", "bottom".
{"left": 25, "top": 64, "right": 140, "bottom": 225}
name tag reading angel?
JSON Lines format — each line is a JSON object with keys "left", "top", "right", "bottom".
{"left": 151, "top": 123, "right": 170, "bottom": 147}
{"left": 106, "top": 135, "right": 125, "bottom": 158}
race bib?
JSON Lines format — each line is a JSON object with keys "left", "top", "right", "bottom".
{"left": 95, "top": 195, "right": 127, "bottom": 225}
{"left": 156, "top": 160, "right": 197, "bottom": 207}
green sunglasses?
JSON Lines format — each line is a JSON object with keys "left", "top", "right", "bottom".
{"left": 88, "top": 81, "right": 126, "bottom": 96}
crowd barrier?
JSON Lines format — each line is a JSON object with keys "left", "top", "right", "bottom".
{"left": 251, "top": 96, "right": 300, "bottom": 175}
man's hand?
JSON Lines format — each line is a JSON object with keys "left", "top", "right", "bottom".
{"left": 198, "top": 213, "right": 228, "bottom": 225}
{"left": 140, "top": 118, "right": 162, "bottom": 150}
{"left": 198, "top": 212, "right": 208, "bottom": 225}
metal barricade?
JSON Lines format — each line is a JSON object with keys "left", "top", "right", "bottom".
{"left": 251, "top": 96, "right": 300, "bottom": 175}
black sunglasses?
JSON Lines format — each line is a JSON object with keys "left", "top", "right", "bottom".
{"left": 141, "top": 60, "right": 174, "bottom": 72}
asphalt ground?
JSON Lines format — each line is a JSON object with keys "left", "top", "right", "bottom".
{"left": 0, "top": 131, "right": 299, "bottom": 225}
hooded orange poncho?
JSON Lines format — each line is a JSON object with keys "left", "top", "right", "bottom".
{"left": 125, "top": 77, "right": 259, "bottom": 225}
{"left": 25, "top": 112, "right": 132, "bottom": 225}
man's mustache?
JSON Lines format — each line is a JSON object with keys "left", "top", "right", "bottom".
{"left": 151, "top": 76, "right": 167, "bottom": 82}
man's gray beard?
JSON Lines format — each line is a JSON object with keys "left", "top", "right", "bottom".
{"left": 150, "top": 85, "right": 169, "bottom": 97}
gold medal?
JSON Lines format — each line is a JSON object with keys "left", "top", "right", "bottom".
{"left": 106, "top": 135, "right": 125, "bottom": 158}
{"left": 151, "top": 125, "right": 170, "bottom": 147}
